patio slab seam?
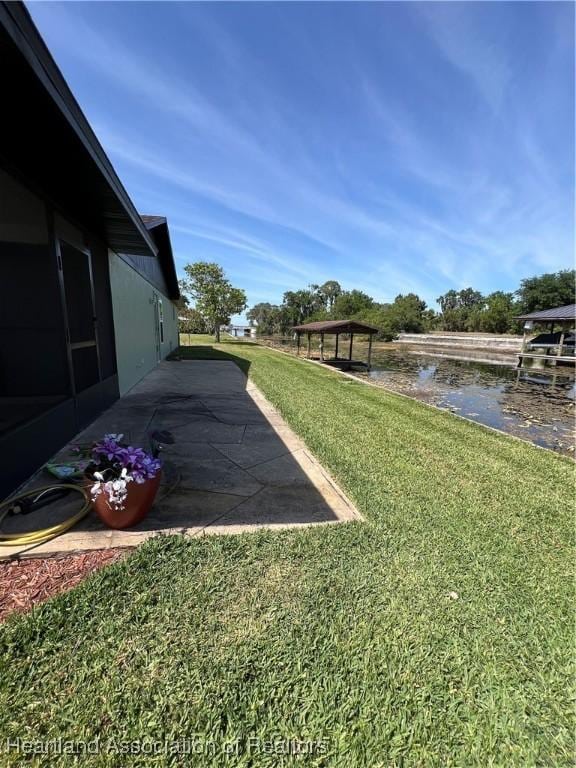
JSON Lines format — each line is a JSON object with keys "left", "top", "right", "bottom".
{"left": 175, "top": 480, "right": 263, "bottom": 499}
{"left": 187, "top": 486, "right": 270, "bottom": 537}
{"left": 210, "top": 443, "right": 294, "bottom": 472}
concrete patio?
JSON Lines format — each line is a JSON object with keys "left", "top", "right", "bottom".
{"left": 1, "top": 360, "right": 360, "bottom": 558}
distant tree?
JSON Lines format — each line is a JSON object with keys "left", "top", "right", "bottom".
{"left": 247, "top": 303, "right": 283, "bottom": 335}
{"left": 388, "top": 293, "right": 427, "bottom": 333}
{"left": 475, "top": 291, "right": 517, "bottom": 334}
{"left": 178, "top": 307, "right": 209, "bottom": 334}
{"left": 175, "top": 283, "right": 189, "bottom": 312}
{"left": 276, "top": 305, "right": 299, "bottom": 335}
{"left": 459, "top": 287, "right": 484, "bottom": 308}
{"left": 437, "top": 288, "right": 483, "bottom": 312}
{"left": 437, "top": 288, "right": 484, "bottom": 331}
{"left": 332, "top": 290, "right": 374, "bottom": 318}
{"left": 360, "top": 294, "right": 428, "bottom": 341}
{"left": 180, "top": 262, "right": 246, "bottom": 342}
{"left": 422, "top": 308, "right": 440, "bottom": 331}
{"left": 436, "top": 289, "right": 459, "bottom": 314}
{"left": 282, "top": 288, "right": 325, "bottom": 326}
{"left": 358, "top": 305, "right": 387, "bottom": 340}
{"left": 318, "top": 280, "right": 342, "bottom": 311}
{"left": 175, "top": 289, "right": 209, "bottom": 334}
{"left": 516, "top": 270, "right": 575, "bottom": 314}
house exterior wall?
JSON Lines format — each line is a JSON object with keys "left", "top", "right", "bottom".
{"left": 108, "top": 251, "right": 178, "bottom": 395}
{"left": 0, "top": 167, "right": 120, "bottom": 498}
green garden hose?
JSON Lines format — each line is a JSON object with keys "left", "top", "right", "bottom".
{"left": 0, "top": 484, "right": 91, "bottom": 549}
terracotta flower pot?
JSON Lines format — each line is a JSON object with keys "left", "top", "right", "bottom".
{"left": 91, "top": 472, "right": 162, "bottom": 529}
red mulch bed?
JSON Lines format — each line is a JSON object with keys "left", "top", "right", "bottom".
{"left": 0, "top": 550, "right": 126, "bottom": 623}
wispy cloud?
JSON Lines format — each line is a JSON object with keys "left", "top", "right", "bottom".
{"left": 170, "top": 224, "right": 314, "bottom": 281}
{"left": 27, "top": 1, "right": 574, "bottom": 313}
{"left": 415, "top": 3, "right": 512, "bottom": 113}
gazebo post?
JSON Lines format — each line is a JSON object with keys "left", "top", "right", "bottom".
{"left": 348, "top": 333, "right": 354, "bottom": 361}
{"left": 335, "top": 333, "right": 339, "bottom": 360}
{"left": 307, "top": 333, "right": 311, "bottom": 358}
{"left": 521, "top": 326, "right": 529, "bottom": 354}
{"left": 320, "top": 332, "right": 324, "bottom": 361}
{"left": 556, "top": 323, "right": 566, "bottom": 365}
{"left": 296, "top": 332, "right": 301, "bottom": 356}
{"left": 367, "top": 333, "right": 373, "bottom": 372}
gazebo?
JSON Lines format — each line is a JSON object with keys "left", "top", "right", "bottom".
{"left": 292, "top": 320, "right": 379, "bottom": 371}
{"left": 514, "top": 304, "right": 576, "bottom": 370}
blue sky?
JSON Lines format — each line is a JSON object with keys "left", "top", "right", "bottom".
{"left": 29, "top": 1, "right": 574, "bottom": 318}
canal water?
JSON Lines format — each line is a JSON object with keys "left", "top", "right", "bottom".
{"left": 256, "top": 337, "right": 575, "bottom": 455}
{"left": 360, "top": 349, "right": 575, "bottom": 455}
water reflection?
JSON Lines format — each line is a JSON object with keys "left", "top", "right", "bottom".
{"left": 363, "top": 350, "right": 574, "bottom": 455}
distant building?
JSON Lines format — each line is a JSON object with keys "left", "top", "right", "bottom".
{"left": 226, "top": 325, "right": 256, "bottom": 339}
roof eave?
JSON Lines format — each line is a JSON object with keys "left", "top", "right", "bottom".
{"left": 0, "top": 2, "right": 157, "bottom": 258}
{"left": 141, "top": 216, "right": 180, "bottom": 300}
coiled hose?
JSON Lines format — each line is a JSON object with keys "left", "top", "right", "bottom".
{"left": 0, "top": 484, "right": 91, "bottom": 552}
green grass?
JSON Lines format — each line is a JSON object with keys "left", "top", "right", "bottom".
{"left": 1, "top": 337, "right": 573, "bottom": 767}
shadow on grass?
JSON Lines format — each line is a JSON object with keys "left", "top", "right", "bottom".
{"left": 169, "top": 344, "right": 252, "bottom": 376}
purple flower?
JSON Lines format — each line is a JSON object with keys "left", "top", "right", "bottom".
{"left": 92, "top": 434, "right": 128, "bottom": 463}
{"left": 125, "top": 448, "right": 161, "bottom": 483}
{"left": 91, "top": 433, "right": 161, "bottom": 485}
{"left": 90, "top": 433, "right": 160, "bottom": 509}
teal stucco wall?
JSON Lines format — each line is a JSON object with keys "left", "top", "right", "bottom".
{"left": 108, "top": 251, "right": 178, "bottom": 395}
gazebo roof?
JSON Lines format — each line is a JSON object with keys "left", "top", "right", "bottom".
{"left": 514, "top": 304, "right": 576, "bottom": 322}
{"left": 292, "top": 320, "right": 379, "bottom": 334}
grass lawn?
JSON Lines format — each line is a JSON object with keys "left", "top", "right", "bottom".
{"left": 0, "top": 337, "right": 573, "bottom": 766}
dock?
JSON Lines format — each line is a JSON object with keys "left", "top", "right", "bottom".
{"left": 322, "top": 359, "right": 368, "bottom": 371}
{"left": 514, "top": 304, "right": 575, "bottom": 374}
{"left": 517, "top": 352, "right": 575, "bottom": 373}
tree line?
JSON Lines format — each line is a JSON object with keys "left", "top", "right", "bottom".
{"left": 247, "top": 270, "right": 575, "bottom": 340}
{"left": 176, "top": 262, "right": 574, "bottom": 341}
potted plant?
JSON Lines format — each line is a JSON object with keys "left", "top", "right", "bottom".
{"left": 87, "top": 434, "right": 162, "bottom": 529}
